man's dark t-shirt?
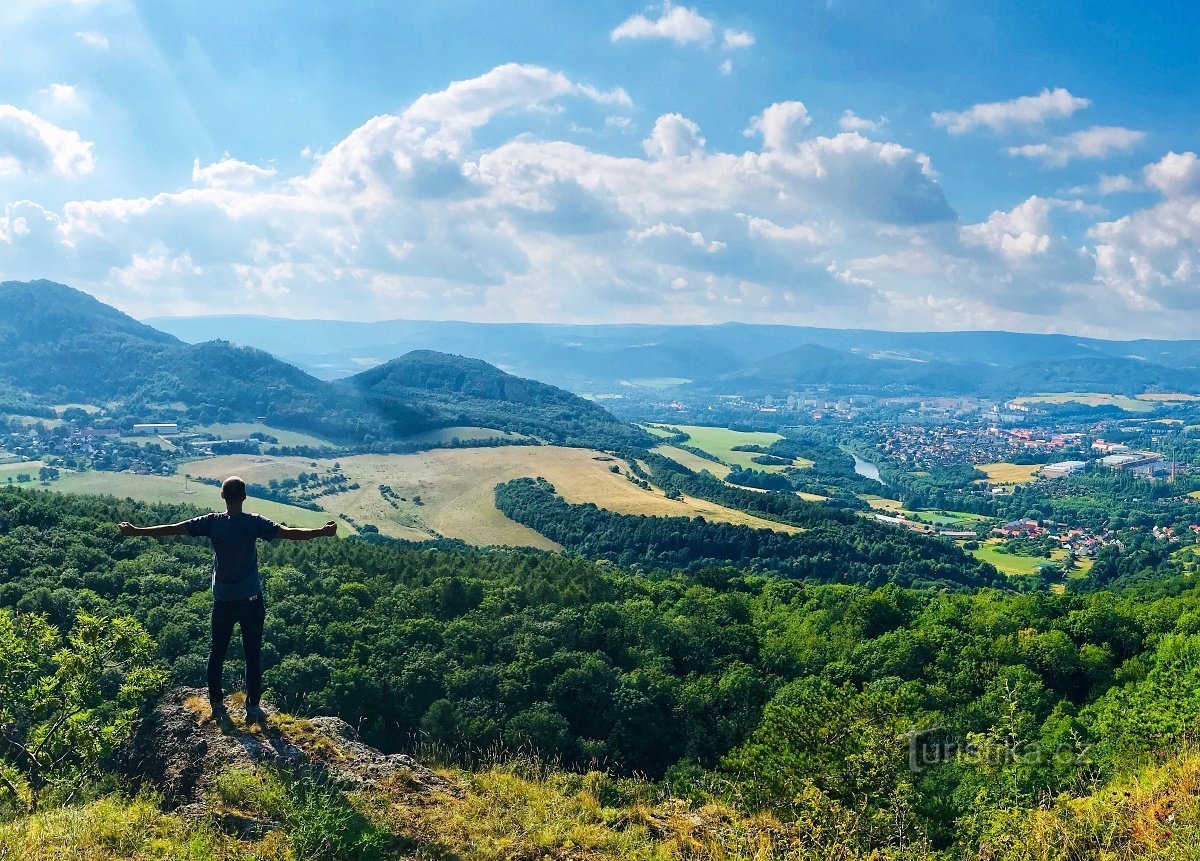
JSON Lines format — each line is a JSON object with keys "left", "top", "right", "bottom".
{"left": 185, "top": 512, "right": 279, "bottom": 601}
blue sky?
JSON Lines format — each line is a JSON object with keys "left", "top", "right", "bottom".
{"left": 1, "top": 0, "right": 1199, "bottom": 337}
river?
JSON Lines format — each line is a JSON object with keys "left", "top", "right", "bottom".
{"left": 851, "top": 453, "right": 884, "bottom": 484}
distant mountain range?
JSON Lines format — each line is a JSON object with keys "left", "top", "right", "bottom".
{"left": 0, "top": 281, "right": 645, "bottom": 450}
{"left": 149, "top": 313, "right": 1200, "bottom": 398}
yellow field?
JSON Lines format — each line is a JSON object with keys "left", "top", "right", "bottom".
{"left": 861, "top": 494, "right": 904, "bottom": 511}
{"left": 186, "top": 447, "right": 799, "bottom": 548}
{"left": 653, "top": 444, "right": 732, "bottom": 479}
{"left": 797, "top": 491, "right": 828, "bottom": 501}
{"left": 51, "top": 471, "right": 340, "bottom": 531}
{"left": 978, "top": 462, "right": 1040, "bottom": 485}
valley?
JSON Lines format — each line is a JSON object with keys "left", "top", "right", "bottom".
{"left": 9, "top": 279, "right": 1200, "bottom": 859}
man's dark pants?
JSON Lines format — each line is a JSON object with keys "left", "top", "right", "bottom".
{"left": 208, "top": 593, "right": 265, "bottom": 709}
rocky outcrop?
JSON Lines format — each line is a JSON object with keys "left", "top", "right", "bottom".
{"left": 118, "top": 687, "right": 457, "bottom": 806}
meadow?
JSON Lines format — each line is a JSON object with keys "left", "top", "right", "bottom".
{"left": 1012, "top": 392, "right": 1156, "bottom": 412}
{"left": 51, "top": 471, "right": 340, "bottom": 531}
{"left": 970, "top": 539, "right": 1063, "bottom": 576}
{"left": 184, "top": 446, "right": 799, "bottom": 548}
{"left": 193, "top": 422, "right": 337, "bottom": 448}
{"left": 648, "top": 424, "right": 816, "bottom": 470}
{"left": 399, "top": 425, "right": 529, "bottom": 445}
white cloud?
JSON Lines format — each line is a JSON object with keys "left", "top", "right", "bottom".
{"left": 961, "top": 195, "right": 1096, "bottom": 262}
{"left": 722, "top": 28, "right": 755, "bottom": 49}
{"left": 611, "top": 2, "right": 713, "bottom": 45}
{"left": 1143, "top": 151, "right": 1200, "bottom": 197}
{"left": 605, "top": 115, "right": 634, "bottom": 132}
{"left": 719, "top": 59, "right": 733, "bottom": 75}
{"left": 39, "top": 84, "right": 82, "bottom": 108}
{"left": 745, "top": 101, "right": 810, "bottom": 151}
{"left": 12, "top": 62, "right": 1159, "bottom": 332}
{"left": 839, "top": 110, "right": 879, "bottom": 133}
{"left": 74, "top": 30, "right": 109, "bottom": 49}
{"left": 192, "top": 155, "right": 277, "bottom": 189}
{"left": 1097, "top": 174, "right": 1137, "bottom": 195}
{"left": 0, "top": 105, "right": 94, "bottom": 177}
{"left": 1006, "top": 126, "right": 1145, "bottom": 167}
{"left": 1085, "top": 151, "right": 1200, "bottom": 315}
{"left": 643, "top": 113, "right": 705, "bottom": 159}
{"left": 932, "top": 87, "right": 1091, "bottom": 134}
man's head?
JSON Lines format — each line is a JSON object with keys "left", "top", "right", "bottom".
{"left": 221, "top": 476, "right": 247, "bottom": 507}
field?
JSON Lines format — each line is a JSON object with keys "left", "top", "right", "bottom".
{"left": 653, "top": 444, "right": 732, "bottom": 479}
{"left": 1136, "top": 392, "right": 1200, "bottom": 402}
{"left": 642, "top": 424, "right": 677, "bottom": 439}
{"left": 977, "top": 462, "right": 1041, "bottom": 485}
{"left": 400, "top": 426, "right": 529, "bottom": 445}
{"left": 861, "top": 495, "right": 986, "bottom": 527}
{"left": 970, "top": 539, "right": 1062, "bottom": 576}
{"left": 50, "top": 471, "right": 341, "bottom": 531}
{"left": 193, "top": 422, "right": 336, "bottom": 448}
{"left": 1012, "top": 393, "right": 1155, "bottom": 412}
{"left": 649, "top": 424, "right": 814, "bottom": 470}
{"left": 185, "top": 447, "right": 800, "bottom": 548}
{"left": 0, "top": 459, "right": 47, "bottom": 481}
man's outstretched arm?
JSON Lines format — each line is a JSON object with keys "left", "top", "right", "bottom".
{"left": 276, "top": 521, "right": 338, "bottom": 540}
{"left": 119, "top": 521, "right": 190, "bottom": 537}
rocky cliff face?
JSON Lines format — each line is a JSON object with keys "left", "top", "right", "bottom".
{"left": 119, "top": 687, "right": 457, "bottom": 808}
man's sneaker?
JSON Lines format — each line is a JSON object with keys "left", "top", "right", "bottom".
{"left": 244, "top": 704, "right": 264, "bottom": 726}
{"left": 209, "top": 701, "right": 229, "bottom": 723}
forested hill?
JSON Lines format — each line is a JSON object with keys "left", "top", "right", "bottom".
{"left": 348, "top": 350, "right": 653, "bottom": 449}
{"left": 12, "top": 486, "right": 1200, "bottom": 858}
{"left": 0, "top": 280, "right": 645, "bottom": 449}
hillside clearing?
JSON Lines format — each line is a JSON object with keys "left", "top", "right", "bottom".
{"left": 51, "top": 471, "right": 342, "bottom": 531}
{"left": 649, "top": 424, "right": 798, "bottom": 470}
{"left": 186, "top": 447, "right": 799, "bottom": 548}
{"left": 970, "top": 539, "right": 1061, "bottom": 576}
{"left": 193, "top": 422, "right": 336, "bottom": 448}
{"left": 653, "top": 444, "right": 732, "bottom": 479}
{"left": 400, "top": 425, "right": 531, "bottom": 445}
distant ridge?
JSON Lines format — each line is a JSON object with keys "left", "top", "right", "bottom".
{"left": 150, "top": 312, "right": 1200, "bottom": 396}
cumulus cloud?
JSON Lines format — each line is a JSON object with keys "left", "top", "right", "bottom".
{"left": 932, "top": 87, "right": 1091, "bottom": 134}
{"left": 961, "top": 195, "right": 1097, "bottom": 262}
{"left": 722, "top": 28, "right": 755, "bottom": 49}
{"left": 0, "top": 105, "right": 94, "bottom": 177}
{"left": 3, "top": 62, "right": 1133, "bottom": 331}
{"left": 718, "top": 59, "right": 733, "bottom": 75}
{"left": 1006, "top": 125, "right": 1145, "bottom": 167}
{"left": 745, "top": 101, "right": 810, "bottom": 151}
{"left": 611, "top": 2, "right": 713, "bottom": 45}
{"left": 1085, "top": 151, "right": 1200, "bottom": 314}
{"left": 1143, "top": 150, "right": 1200, "bottom": 197}
{"left": 192, "top": 155, "right": 277, "bottom": 189}
{"left": 839, "top": 110, "right": 880, "bottom": 133}
{"left": 643, "top": 113, "right": 705, "bottom": 158}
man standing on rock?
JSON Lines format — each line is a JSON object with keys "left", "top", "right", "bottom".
{"left": 119, "top": 476, "right": 337, "bottom": 724}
